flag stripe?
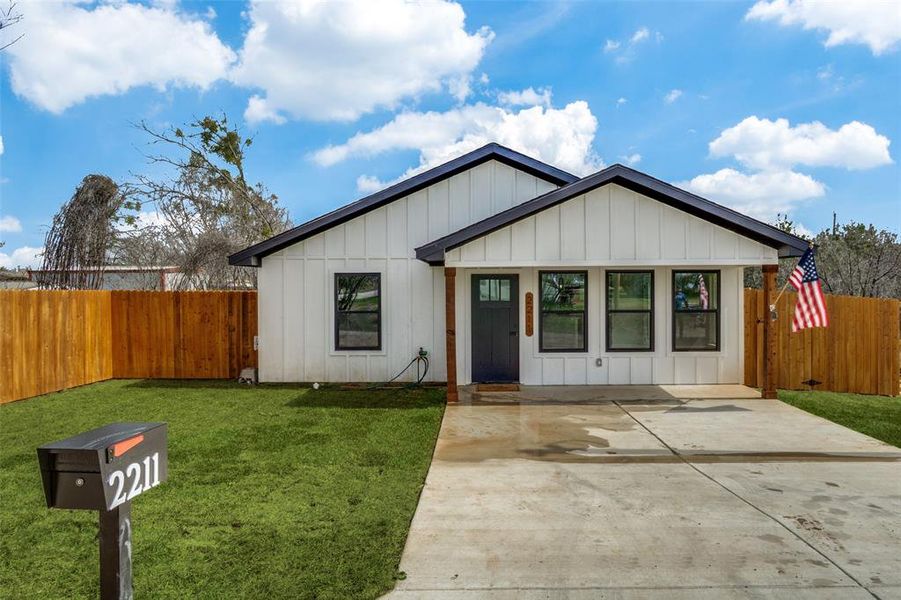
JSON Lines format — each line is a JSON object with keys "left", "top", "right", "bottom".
{"left": 789, "top": 247, "right": 828, "bottom": 332}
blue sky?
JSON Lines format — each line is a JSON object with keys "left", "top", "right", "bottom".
{"left": 1, "top": 0, "right": 899, "bottom": 268}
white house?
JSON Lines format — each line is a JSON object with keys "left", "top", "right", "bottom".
{"left": 230, "top": 144, "right": 805, "bottom": 399}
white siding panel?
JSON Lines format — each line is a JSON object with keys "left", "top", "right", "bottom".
{"left": 564, "top": 358, "right": 588, "bottom": 385}
{"left": 283, "top": 260, "right": 304, "bottom": 381}
{"left": 486, "top": 228, "right": 512, "bottom": 262}
{"left": 471, "top": 162, "right": 493, "bottom": 222}
{"left": 345, "top": 218, "right": 365, "bottom": 257}
{"left": 560, "top": 196, "right": 586, "bottom": 260}
{"left": 511, "top": 217, "right": 536, "bottom": 262}
{"left": 428, "top": 181, "right": 450, "bottom": 241}
{"left": 535, "top": 208, "right": 561, "bottom": 261}
{"left": 449, "top": 171, "right": 471, "bottom": 230}
{"left": 610, "top": 187, "right": 636, "bottom": 260}
{"left": 494, "top": 163, "right": 516, "bottom": 213}
{"left": 305, "top": 233, "right": 325, "bottom": 257}
{"left": 542, "top": 357, "right": 565, "bottom": 385}
{"left": 687, "top": 220, "right": 712, "bottom": 260}
{"left": 325, "top": 226, "right": 345, "bottom": 256}
{"left": 387, "top": 199, "right": 408, "bottom": 258}
{"left": 585, "top": 188, "right": 610, "bottom": 261}
{"left": 407, "top": 191, "right": 429, "bottom": 249}
{"left": 258, "top": 257, "right": 284, "bottom": 382}
{"left": 631, "top": 357, "right": 654, "bottom": 384}
{"left": 661, "top": 211, "right": 687, "bottom": 260}
{"left": 462, "top": 237, "right": 486, "bottom": 262}
{"left": 636, "top": 198, "right": 661, "bottom": 260}
{"left": 303, "top": 259, "right": 327, "bottom": 381}
{"left": 365, "top": 207, "right": 387, "bottom": 257}
{"left": 514, "top": 170, "right": 538, "bottom": 204}
{"left": 608, "top": 357, "right": 630, "bottom": 385}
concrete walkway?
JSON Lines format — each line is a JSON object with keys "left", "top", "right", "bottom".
{"left": 386, "top": 386, "right": 901, "bottom": 599}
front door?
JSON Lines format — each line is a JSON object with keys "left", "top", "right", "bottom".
{"left": 471, "top": 274, "right": 519, "bottom": 382}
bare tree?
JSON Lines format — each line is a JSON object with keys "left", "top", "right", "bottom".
{"left": 40, "top": 175, "right": 124, "bottom": 289}
{"left": 0, "top": 1, "right": 23, "bottom": 51}
{"left": 119, "top": 115, "right": 291, "bottom": 289}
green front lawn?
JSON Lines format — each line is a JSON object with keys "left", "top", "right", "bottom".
{"left": 0, "top": 380, "right": 445, "bottom": 599}
{"left": 778, "top": 389, "right": 901, "bottom": 448}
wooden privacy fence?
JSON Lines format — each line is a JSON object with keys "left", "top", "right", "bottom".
{"left": 0, "top": 290, "right": 257, "bottom": 404}
{"left": 744, "top": 289, "right": 900, "bottom": 396}
{"left": 2, "top": 288, "right": 898, "bottom": 403}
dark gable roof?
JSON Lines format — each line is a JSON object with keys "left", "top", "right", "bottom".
{"left": 415, "top": 163, "right": 809, "bottom": 265}
{"left": 229, "top": 143, "right": 578, "bottom": 266}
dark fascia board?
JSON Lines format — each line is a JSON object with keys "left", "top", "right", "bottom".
{"left": 228, "top": 143, "right": 578, "bottom": 266}
{"left": 415, "top": 163, "right": 809, "bottom": 265}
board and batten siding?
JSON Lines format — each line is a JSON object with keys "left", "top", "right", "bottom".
{"left": 445, "top": 184, "right": 778, "bottom": 267}
{"left": 446, "top": 184, "right": 778, "bottom": 386}
{"left": 454, "top": 266, "right": 745, "bottom": 386}
{"left": 257, "top": 160, "right": 558, "bottom": 383}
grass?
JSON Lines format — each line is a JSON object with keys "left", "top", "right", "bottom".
{"left": 0, "top": 380, "right": 445, "bottom": 599}
{"left": 778, "top": 389, "right": 901, "bottom": 448}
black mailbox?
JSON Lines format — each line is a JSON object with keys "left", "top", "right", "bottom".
{"left": 37, "top": 423, "right": 168, "bottom": 599}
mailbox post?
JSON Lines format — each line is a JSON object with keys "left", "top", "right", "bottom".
{"left": 37, "top": 423, "right": 168, "bottom": 600}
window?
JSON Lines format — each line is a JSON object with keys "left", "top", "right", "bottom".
{"left": 478, "top": 277, "right": 511, "bottom": 302}
{"left": 335, "top": 273, "right": 381, "bottom": 350}
{"left": 606, "top": 271, "right": 653, "bottom": 351}
{"left": 539, "top": 271, "right": 587, "bottom": 352}
{"left": 672, "top": 271, "right": 719, "bottom": 351}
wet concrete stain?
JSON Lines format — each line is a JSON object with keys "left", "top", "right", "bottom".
{"left": 757, "top": 534, "right": 785, "bottom": 544}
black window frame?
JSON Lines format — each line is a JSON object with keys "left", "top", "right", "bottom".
{"left": 334, "top": 272, "right": 382, "bottom": 351}
{"left": 538, "top": 270, "right": 588, "bottom": 353}
{"left": 605, "top": 270, "right": 654, "bottom": 352}
{"left": 671, "top": 269, "right": 721, "bottom": 352}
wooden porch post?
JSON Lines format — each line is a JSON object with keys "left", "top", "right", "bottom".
{"left": 444, "top": 267, "right": 458, "bottom": 402}
{"left": 762, "top": 264, "right": 778, "bottom": 399}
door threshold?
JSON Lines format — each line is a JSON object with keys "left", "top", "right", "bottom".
{"left": 475, "top": 383, "right": 520, "bottom": 392}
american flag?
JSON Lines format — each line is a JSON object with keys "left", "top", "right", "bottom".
{"left": 698, "top": 274, "right": 709, "bottom": 309}
{"left": 788, "top": 247, "right": 829, "bottom": 332}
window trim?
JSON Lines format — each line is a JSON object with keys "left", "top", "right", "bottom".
{"left": 671, "top": 269, "right": 721, "bottom": 353}
{"left": 334, "top": 272, "right": 382, "bottom": 351}
{"left": 538, "top": 270, "right": 588, "bottom": 353}
{"left": 605, "top": 270, "right": 654, "bottom": 352}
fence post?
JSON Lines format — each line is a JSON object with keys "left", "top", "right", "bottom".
{"left": 762, "top": 265, "right": 778, "bottom": 399}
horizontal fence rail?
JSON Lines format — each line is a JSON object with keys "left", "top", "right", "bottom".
{"left": 744, "top": 289, "right": 900, "bottom": 396}
{"left": 1, "top": 290, "right": 257, "bottom": 403}
{"left": 1, "top": 288, "right": 897, "bottom": 403}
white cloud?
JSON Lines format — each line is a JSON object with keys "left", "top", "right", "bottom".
{"left": 620, "top": 153, "right": 642, "bottom": 166}
{"left": 746, "top": 0, "right": 901, "bottom": 55}
{"left": 709, "top": 116, "right": 893, "bottom": 171}
{"left": 232, "top": 0, "right": 493, "bottom": 123}
{"left": 6, "top": 1, "right": 235, "bottom": 113}
{"left": 244, "top": 95, "right": 287, "bottom": 125}
{"left": 497, "top": 87, "right": 552, "bottom": 108}
{"left": 678, "top": 168, "right": 825, "bottom": 220}
{"left": 0, "top": 215, "right": 22, "bottom": 233}
{"left": 0, "top": 135, "right": 4, "bottom": 156}
{"left": 604, "top": 26, "right": 662, "bottom": 62}
{"left": 664, "top": 89, "right": 683, "bottom": 103}
{"left": 0, "top": 246, "right": 44, "bottom": 269}
{"left": 314, "top": 101, "right": 602, "bottom": 190}
{"left": 630, "top": 27, "right": 650, "bottom": 44}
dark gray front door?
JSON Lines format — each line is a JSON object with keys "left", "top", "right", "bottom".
{"left": 471, "top": 274, "right": 519, "bottom": 383}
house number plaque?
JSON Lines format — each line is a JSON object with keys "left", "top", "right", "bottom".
{"left": 525, "top": 292, "right": 534, "bottom": 337}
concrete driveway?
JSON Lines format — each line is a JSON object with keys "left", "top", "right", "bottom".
{"left": 386, "top": 386, "right": 901, "bottom": 599}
